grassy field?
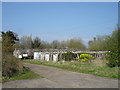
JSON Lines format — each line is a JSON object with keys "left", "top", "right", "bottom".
{"left": 2, "top": 67, "right": 42, "bottom": 82}
{"left": 23, "top": 60, "right": 119, "bottom": 79}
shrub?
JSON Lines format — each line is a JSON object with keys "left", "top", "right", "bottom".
{"left": 2, "top": 54, "right": 23, "bottom": 77}
{"left": 106, "top": 51, "right": 120, "bottom": 67}
{"left": 79, "top": 54, "right": 95, "bottom": 62}
{"left": 62, "top": 52, "right": 77, "bottom": 61}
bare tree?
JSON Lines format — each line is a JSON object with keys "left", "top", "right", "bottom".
{"left": 19, "top": 35, "right": 33, "bottom": 49}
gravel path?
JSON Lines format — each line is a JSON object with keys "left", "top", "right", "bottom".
{"left": 3, "top": 63, "right": 118, "bottom": 88}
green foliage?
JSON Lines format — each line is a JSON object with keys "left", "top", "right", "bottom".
{"left": 67, "top": 38, "right": 86, "bottom": 50}
{"left": 62, "top": 53, "right": 95, "bottom": 62}
{"left": 62, "top": 52, "right": 77, "bottom": 61}
{"left": 2, "top": 31, "right": 19, "bottom": 53}
{"left": 51, "top": 40, "right": 59, "bottom": 49}
{"left": 2, "top": 54, "right": 23, "bottom": 77}
{"left": 1, "top": 31, "right": 23, "bottom": 77}
{"left": 50, "top": 38, "right": 86, "bottom": 49}
{"left": 2, "top": 67, "right": 41, "bottom": 82}
{"left": 88, "top": 36, "right": 109, "bottom": 51}
{"left": 1, "top": 31, "right": 19, "bottom": 42}
{"left": 32, "top": 37, "right": 41, "bottom": 49}
{"left": 88, "top": 27, "right": 120, "bottom": 68}
{"left": 88, "top": 28, "right": 119, "bottom": 51}
{"left": 106, "top": 51, "right": 120, "bottom": 67}
{"left": 19, "top": 36, "right": 86, "bottom": 49}
{"left": 105, "top": 29, "right": 120, "bottom": 67}
{"left": 107, "top": 29, "right": 118, "bottom": 51}
{"left": 79, "top": 54, "right": 95, "bottom": 62}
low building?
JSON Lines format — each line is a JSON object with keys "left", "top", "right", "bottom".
{"left": 13, "top": 48, "right": 33, "bottom": 59}
{"left": 13, "top": 48, "right": 108, "bottom": 61}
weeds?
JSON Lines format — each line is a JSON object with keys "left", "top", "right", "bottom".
{"left": 23, "top": 60, "right": 119, "bottom": 79}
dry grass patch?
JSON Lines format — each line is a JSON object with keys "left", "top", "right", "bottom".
{"left": 91, "top": 60, "right": 107, "bottom": 67}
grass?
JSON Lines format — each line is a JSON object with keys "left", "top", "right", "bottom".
{"left": 22, "top": 60, "right": 119, "bottom": 79}
{"left": 2, "top": 67, "right": 42, "bottom": 82}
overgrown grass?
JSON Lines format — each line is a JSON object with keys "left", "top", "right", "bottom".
{"left": 2, "top": 67, "right": 42, "bottom": 82}
{"left": 23, "top": 60, "right": 119, "bottom": 79}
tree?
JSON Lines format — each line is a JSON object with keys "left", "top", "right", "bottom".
{"left": 59, "top": 40, "right": 67, "bottom": 49}
{"left": 33, "top": 37, "right": 41, "bottom": 49}
{"left": 19, "top": 35, "right": 33, "bottom": 49}
{"left": 1, "top": 31, "right": 19, "bottom": 53}
{"left": 88, "top": 40, "right": 93, "bottom": 46}
{"left": 41, "top": 41, "right": 51, "bottom": 49}
{"left": 67, "top": 38, "right": 86, "bottom": 50}
{"left": 51, "top": 40, "right": 59, "bottom": 49}
{"left": 88, "top": 36, "right": 109, "bottom": 51}
{"left": 1, "top": 31, "right": 23, "bottom": 77}
{"left": 106, "top": 28, "right": 120, "bottom": 67}
{"left": 88, "top": 27, "right": 120, "bottom": 67}
{"left": 106, "top": 29, "right": 118, "bottom": 51}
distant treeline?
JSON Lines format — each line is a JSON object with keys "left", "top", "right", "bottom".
{"left": 18, "top": 27, "right": 119, "bottom": 52}
{"left": 1, "top": 27, "right": 119, "bottom": 52}
{"left": 88, "top": 28, "right": 119, "bottom": 51}
{"left": 17, "top": 36, "right": 86, "bottom": 50}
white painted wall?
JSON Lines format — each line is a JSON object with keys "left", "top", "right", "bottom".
{"left": 18, "top": 55, "right": 22, "bottom": 59}
{"left": 34, "top": 52, "right": 40, "bottom": 59}
{"left": 41, "top": 53, "right": 45, "bottom": 60}
{"left": 53, "top": 54, "right": 58, "bottom": 62}
{"left": 45, "top": 54, "right": 49, "bottom": 61}
{"left": 23, "top": 54, "right": 28, "bottom": 57}
{"left": 26, "top": 51, "right": 59, "bottom": 61}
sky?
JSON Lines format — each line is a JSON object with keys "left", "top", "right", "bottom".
{"left": 2, "top": 2, "right": 118, "bottom": 46}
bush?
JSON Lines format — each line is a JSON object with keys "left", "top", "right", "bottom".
{"left": 62, "top": 52, "right": 77, "bottom": 61}
{"left": 106, "top": 51, "right": 120, "bottom": 67}
{"left": 2, "top": 54, "right": 23, "bottom": 77}
{"left": 79, "top": 54, "right": 95, "bottom": 62}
